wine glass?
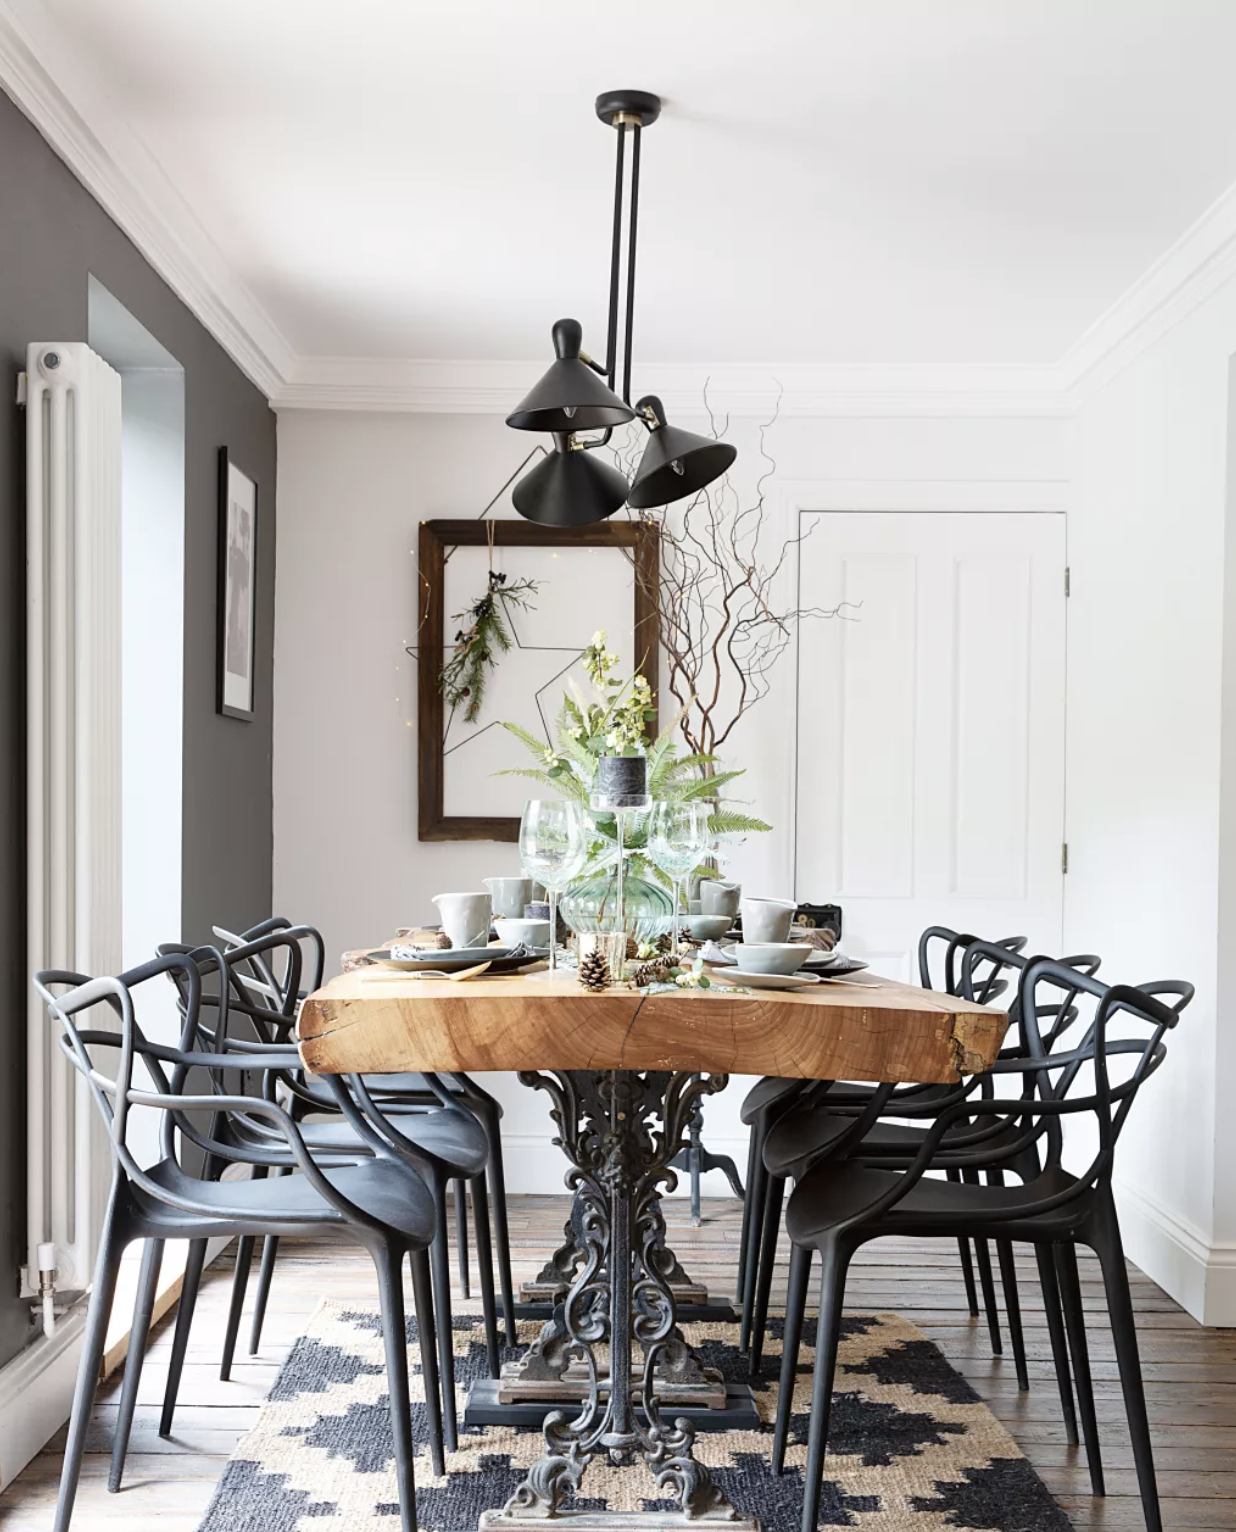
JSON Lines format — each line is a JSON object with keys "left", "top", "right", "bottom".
{"left": 519, "top": 799, "right": 588, "bottom": 973}
{"left": 648, "top": 801, "right": 711, "bottom": 953}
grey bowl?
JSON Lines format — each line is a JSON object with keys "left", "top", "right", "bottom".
{"left": 683, "top": 914, "right": 733, "bottom": 942}
{"left": 734, "top": 942, "right": 810, "bottom": 976}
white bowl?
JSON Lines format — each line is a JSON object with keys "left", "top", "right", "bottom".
{"left": 734, "top": 942, "right": 810, "bottom": 976}
{"left": 493, "top": 918, "right": 550, "bottom": 948}
{"left": 683, "top": 914, "right": 732, "bottom": 942}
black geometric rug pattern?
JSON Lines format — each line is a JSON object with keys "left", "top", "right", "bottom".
{"left": 197, "top": 1303, "right": 1070, "bottom": 1532}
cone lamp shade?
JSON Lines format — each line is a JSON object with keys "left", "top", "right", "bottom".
{"left": 506, "top": 318, "right": 635, "bottom": 433}
{"left": 511, "top": 435, "right": 631, "bottom": 527}
{"left": 626, "top": 395, "right": 738, "bottom": 509}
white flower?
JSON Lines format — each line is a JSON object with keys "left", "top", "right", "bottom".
{"left": 591, "top": 630, "right": 607, "bottom": 648}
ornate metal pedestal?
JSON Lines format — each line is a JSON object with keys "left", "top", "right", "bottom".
{"left": 669, "top": 1084, "right": 746, "bottom": 1228}
{"left": 479, "top": 1069, "right": 757, "bottom": 1532}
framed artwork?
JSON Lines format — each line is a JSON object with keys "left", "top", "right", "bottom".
{"left": 417, "top": 518, "right": 660, "bottom": 842}
{"left": 216, "top": 448, "right": 258, "bottom": 720}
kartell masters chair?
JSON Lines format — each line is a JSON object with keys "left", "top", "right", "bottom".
{"left": 217, "top": 916, "right": 520, "bottom": 1346}
{"left": 772, "top": 960, "right": 1193, "bottom": 1532}
{"left": 35, "top": 953, "right": 441, "bottom": 1532}
{"left": 155, "top": 929, "right": 496, "bottom": 1455}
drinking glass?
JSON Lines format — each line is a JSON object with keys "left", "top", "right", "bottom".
{"left": 648, "top": 801, "right": 711, "bottom": 952}
{"left": 518, "top": 799, "right": 588, "bottom": 973}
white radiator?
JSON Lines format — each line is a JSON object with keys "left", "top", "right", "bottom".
{"left": 24, "top": 342, "right": 123, "bottom": 1308}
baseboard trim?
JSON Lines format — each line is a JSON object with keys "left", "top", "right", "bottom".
{"left": 1115, "top": 1179, "right": 1236, "bottom": 1326}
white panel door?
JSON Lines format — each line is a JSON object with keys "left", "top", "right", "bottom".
{"left": 795, "top": 512, "right": 1066, "bottom": 982}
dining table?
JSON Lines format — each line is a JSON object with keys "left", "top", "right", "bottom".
{"left": 297, "top": 965, "right": 1007, "bottom": 1532}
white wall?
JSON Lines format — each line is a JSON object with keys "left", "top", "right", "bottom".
{"left": 274, "top": 406, "right": 1069, "bottom": 1192}
{"left": 1066, "top": 279, "right": 1236, "bottom": 1324}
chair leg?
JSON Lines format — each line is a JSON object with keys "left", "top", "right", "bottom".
{"left": 772, "top": 1241, "right": 813, "bottom": 1473}
{"left": 1035, "top": 1242, "right": 1079, "bottom": 1446}
{"left": 481, "top": 1107, "right": 518, "bottom": 1346}
{"left": 962, "top": 1167, "right": 1002, "bottom": 1354}
{"left": 1055, "top": 1240, "right": 1105, "bottom": 1498}
{"left": 373, "top": 1243, "right": 418, "bottom": 1532}
{"left": 249, "top": 1235, "right": 280, "bottom": 1355}
{"left": 54, "top": 1222, "right": 126, "bottom": 1532}
{"left": 109, "top": 1237, "right": 164, "bottom": 1492}
{"left": 739, "top": 1146, "right": 769, "bottom": 1353}
{"left": 995, "top": 1239, "right": 1030, "bottom": 1390}
{"left": 470, "top": 1172, "right": 501, "bottom": 1377}
{"left": 430, "top": 1201, "right": 459, "bottom": 1452}
{"left": 749, "top": 1173, "right": 786, "bottom": 1379}
{"left": 454, "top": 1179, "right": 470, "bottom": 1299}
{"left": 410, "top": 1248, "right": 445, "bottom": 1477}
{"left": 947, "top": 1170, "right": 980, "bottom": 1316}
{"left": 1090, "top": 1204, "right": 1160, "bottom": 1532}
{"left": 219, "top": 1234, "right": 255, "bottom": 1381}
{"left": 160, "top": 1237, "right": 207, "bottom": 1437}
{"left": 800, "top": 1237, "right": 854, "bottom": 1532}
{"left": 735, "top": 1124, "right": 760, "bottom": 1303}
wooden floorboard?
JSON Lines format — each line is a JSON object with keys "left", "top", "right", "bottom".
{"left": 0, "top": 1195, "right": 1231, "bottom": 1530}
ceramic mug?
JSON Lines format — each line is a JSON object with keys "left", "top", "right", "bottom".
{"left": 700, "top": 880, "right": 741, "bottom": 918}
{"left": 431, "top": 891, "right": 492, "bottom": 949}
{"left": 740, "top": 896, "right": 797, "bottom": 944}
{"left": 483, "top": 876, "right": 538, "bottom": 919}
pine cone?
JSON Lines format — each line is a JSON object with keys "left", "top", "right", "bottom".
{"left": 578, "top": 948, "right": 611, "bottom": 992}
{"left": 626, "top": 952, "right": 680, "bottom": 989}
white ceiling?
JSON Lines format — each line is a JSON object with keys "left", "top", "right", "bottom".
{"left": 15, "top": 0, "right": 1236, "bottom": 379}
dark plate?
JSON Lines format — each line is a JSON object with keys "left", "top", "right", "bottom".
{"left": 365, "top": 946, "right": 545, "bottom": 975}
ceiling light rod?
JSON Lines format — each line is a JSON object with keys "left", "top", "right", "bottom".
{"left": 505, "top": 90, "right": 737, "bottom": 526}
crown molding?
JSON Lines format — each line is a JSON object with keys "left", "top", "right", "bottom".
{"left": 7, "top": 0, "right": 1236, "bottom": 419}
{"left": 1060, "top": 178, "right": 1236, "bottom": 404}
{"left": 273, "top": 355, "right": 1069, "bottom": 418}
{"left": 0, "top": 0, "right": 293, "bottom": 398}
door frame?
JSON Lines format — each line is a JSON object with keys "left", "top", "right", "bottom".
{"left": 767, "top": 478, "right": 1070, "bottom": 924}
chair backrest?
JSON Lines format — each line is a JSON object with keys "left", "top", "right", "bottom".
{"left": 35, "top": 954, "right": 209, "bottom": 1187}
{"left": 959, "top": 939, "right": 1102, "bottom": 1052}
{"left": 918, "top": 926, "right": 1027, "bottom": 1001}
{"left": 971, "top": 960, "right": 1193, "bottom": 1194}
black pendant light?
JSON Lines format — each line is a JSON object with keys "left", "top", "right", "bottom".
{"left": 512, "top": 432, "right": 631, "bottom": 527}
{"left": 507, "top": 91, "right": 736, "bottom": 526}
{"left": 626, "top": 395, "right": 738, "bottom": 510}
{"left": 506, "top": 319, "right": 633, "bottom": 434}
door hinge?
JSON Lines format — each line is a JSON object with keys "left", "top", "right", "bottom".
{"left": 1064, "top": 566, "right": 1071, "bottom": 597}
{"left": 1061, "top": 842, "right": 1069, "bottom": 874}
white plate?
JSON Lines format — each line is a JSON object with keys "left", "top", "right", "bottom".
{"left": 711, "top": 969, "right": 822, "bottom": 991}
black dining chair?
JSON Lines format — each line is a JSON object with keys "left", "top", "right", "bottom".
{"left": 739, "top": 928, "right": 1030, "bottom": 1365}
{"left": 773, "top": 960, "right": 1193, "bottom": 1532}
{"left": 747, "top": 939, "right": 1102, "bottom": 1432}
{"left": 35, "top": 954, "right": 442, "bottom": 1532}
{"left": 218, "top": 917, "right": 520, "bottom": 1346}
{"left": 156, "top": 930, "right": 496, "bottom": 1455}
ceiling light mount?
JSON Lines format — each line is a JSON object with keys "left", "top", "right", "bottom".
{"left": 506, "top": 89, "right": 735, "bottom": 527}
{"left": 594, "top": 90, "right": 662, "bottom": 129}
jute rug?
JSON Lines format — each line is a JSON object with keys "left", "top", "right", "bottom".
{"left": 197, "top": 1304, "right": 1070, "bottom": 1532}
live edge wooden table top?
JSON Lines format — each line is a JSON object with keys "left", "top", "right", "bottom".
{"left": 296, "top": 970, "right": 1008, "bottom": 1084}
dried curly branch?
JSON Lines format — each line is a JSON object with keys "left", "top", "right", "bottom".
{"left": 612, "top": 389, "right": 853, "bottom": 763}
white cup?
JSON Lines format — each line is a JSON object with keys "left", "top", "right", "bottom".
{"left": 431, "top": 892, "right": 492, "bottom": 949}
{"left": 483, "top": 876, "right": 539, "bottom": 919}
{"left": 740, "top": 897, "right": 797, "bottom": 944}
{"left": 700, "top": 881, "right": 741, "bottom": 918}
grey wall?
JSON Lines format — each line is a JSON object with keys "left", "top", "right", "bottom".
{"left": 0, "top": 87, "right": 276, "bottom": 1368}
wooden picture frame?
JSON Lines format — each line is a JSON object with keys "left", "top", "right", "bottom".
{"left": 216, "top": 447, "right": 258, "bottom": 720}
{"left": 417, "top": 518, "right": 660, "bottom": 842}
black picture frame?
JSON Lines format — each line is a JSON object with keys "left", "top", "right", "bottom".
{"left": 216, "top": 446, "right": 258, "bottom": 721}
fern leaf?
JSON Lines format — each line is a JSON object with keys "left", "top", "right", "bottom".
{"left": 708, "top": 808, "right": 773, "bottom": 837}
{"left": 676, "top": 770, "right": 747, "bottom": 801}
{"left": 500, "top": 720, "right": 551, "bottom": 758}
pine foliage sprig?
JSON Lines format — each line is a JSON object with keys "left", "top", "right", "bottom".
{"left": 440, "top": 571, "right": 540, "bottom": 723}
